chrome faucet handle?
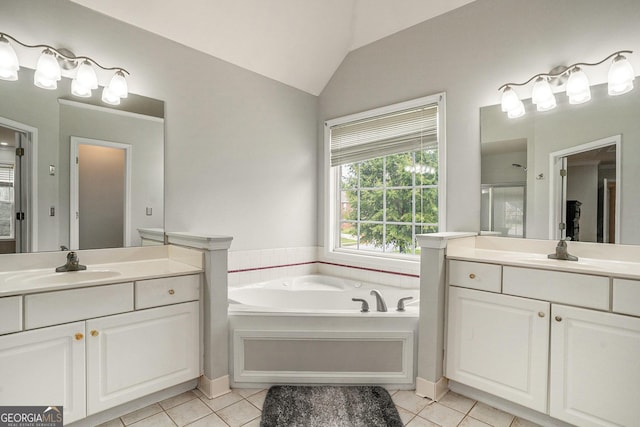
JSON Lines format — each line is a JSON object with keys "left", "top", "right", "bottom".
{"left": 396, "top": 296, "right": 414, "bottom": 312}
{"left": 352, "top": 298, "right": 369, "bottom": 313}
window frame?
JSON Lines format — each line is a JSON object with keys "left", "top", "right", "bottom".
{"left": 324, "top": 93, "right": 447, "bottom": 265}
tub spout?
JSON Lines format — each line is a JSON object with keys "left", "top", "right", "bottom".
{"left": 370, "top": 290, "right": 388, "bottom": 312}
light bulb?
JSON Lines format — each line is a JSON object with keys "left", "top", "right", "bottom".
{"left": 34, "top": 69, "right": 58, "bottom": 90}
{"left": 532, "top": 77, "right": 556, "bottom": 111}
{"left": 507, "top": 99, "right": 525, "bottom": 119}
{"left": 608, "top": 54, "right": 635, "bottom": 96}
{"left": 34, "top": 50, "right": 61, "bottom": 88}
{"left": 108, "top": 70, "right": 128, "bottom": 98}
{"left": 101, "top": 86, "right": 121, "bottom": 105}
{"left": 566, "top": 67, "right": 591, "bottom": 104}
{"left": 0, "top": 37, "right": 19, "bottom": 81}
{"left": 71, "top": 79, "right": 92, "bottom": 98}
{"left": 501, "top": 86, "right": 521, "bottom": 112}
{"left": 75, "top": 60, "right": 98, "bottom": 90}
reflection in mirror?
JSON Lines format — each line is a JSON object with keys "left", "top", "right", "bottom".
{"left": 0, "top": 67, "right": 164, "bottom": 253}
{"left": 481, "top": 82, "right": 640, "bottom": 245}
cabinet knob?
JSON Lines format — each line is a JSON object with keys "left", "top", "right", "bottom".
{"left": 168, "top": 289, "right": 175, "bottom": 295}
{"left": 75, "top": 333, "right": 84, "bottom": 341}
{"left": 469, "top": 273, "right": 476, "bottom": 279}
{"left": 90, "top": 330, "right": 99, "bottom": 337}
{"left": 555, "top": 316, "right": 563, "bottom": 322}
{"left": 538, "top": 312, "right": 545, "bottom": 318}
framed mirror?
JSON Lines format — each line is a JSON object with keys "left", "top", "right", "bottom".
{"left": 481, "top": 82, "right": 640, "bottom": 245}
{"left": 0, "top": 67, "right": 164, "bottom": 253}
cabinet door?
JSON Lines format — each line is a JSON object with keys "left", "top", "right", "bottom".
{"left": 550, "top": 305, "right": 640, "bottom": 427}
{"left": 0, "top": 322, "right": 86, "bottom": 424}
{"left": 446, "top": 286, "right": 550, "bottom": 412}
{"left": 86, "top": 301, "right": 199, "bottom": 415}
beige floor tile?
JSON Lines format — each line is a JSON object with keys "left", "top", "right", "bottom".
{"left": 185, "top": 412, "right": 228, "bottom": 427}
{"left": 216, "top": 400, "right": 261, "bottom": 427}
{"left": 96, "top": 419, "right": 124, "bottom": 427}
{"left": 511, "top": 416, "right": 542, "bottom": 427}
{"left": 406, "top": 415, "right": 440, "bottom": 427}
{"left": 166, "top": 398, "right": 212, "bottom": 426}
{"left": 129, "top": 412, "right": 177, "bottom": 427}
{"left": 459, "top": 416, "right": 492, "bottom": 427}
{"left": 235, "top": 388, "right": 264, "bottom": 398}
{"left": 438, "top": 391, "right": 477, "bottom": 414}
{"left": 201, "top": 390, "right": 244, "bottom": 411}
{"left": 418, "top": 402, "right": 466, "bottom": 427}
{"left": 160, "top": 391, "right": 198, "bottom": 410}
{"left": 246, "top": 389, "right": 268, "bottom": 410}
{"left": 240, "top": 418, "right": 261, "bottom": 427}
{"left": 468, "top": 402, "right": 515, "bottom": 427}
{"left": 121, "top": 403, "right": 164, "bottom": 425}
{"left": 396, "top": 406, "right": 416, "bottom": 425}
{"left": 392, "top": 390, "right": 433, "bottom": 414}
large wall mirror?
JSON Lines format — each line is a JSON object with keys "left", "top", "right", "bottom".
{"left": 0, "top": 67, "right": 164, "bottom": 253}
{"left": 481, "top": 82, "right": 640, "bottom": 245}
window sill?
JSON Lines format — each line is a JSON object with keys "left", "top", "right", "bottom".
{"left": 321, "top": 247, "right": 420, "bottom": 276}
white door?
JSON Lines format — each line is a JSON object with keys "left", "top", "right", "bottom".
{"left": 85, "top": 302, "right": 199, "bottom": 414}
{"left": 0, "top": 322, "right": 86, "bottom": 424}
{"left": 550, "top": 304, "right": 640, "bottom": 427}
{"left": 446, "top": 286, "right": 550, "bottom": 412}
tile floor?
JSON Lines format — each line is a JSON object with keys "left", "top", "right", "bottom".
{"left": 98, "top": 388, "right": 540, "bottom": 427}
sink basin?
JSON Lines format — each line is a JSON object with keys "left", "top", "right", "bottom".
{"left": 5, "top": 269, "right": 121, "bottom": 286}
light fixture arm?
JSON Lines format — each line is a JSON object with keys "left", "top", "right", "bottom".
{"left": 498, "top": 50, "right": 632, "bottom": 92}
{"left": 0, "top": 32, "right": 129, "bottom": 75}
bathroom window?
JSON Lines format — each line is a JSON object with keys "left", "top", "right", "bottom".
{"left": 326, "top": 93, "right": 445, "bottom": 258}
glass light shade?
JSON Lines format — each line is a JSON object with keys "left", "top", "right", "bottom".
{"left": 71, "top": 79, "right": 92, "bottom": 98}
{"left": 75, "top": 60, "right": 98, "bottom": 89}
{"left": 33, "top": 70, "right": 58, "bottom": 90}
{"left": 35, "top": 50, "right": 61, "bottom": 83}
{"left": 507, "top": 99, "right": 525, "bottom": 119}
{"left": 0, "top": 38, "right": 19, "bottom": 81}
{"left": 501, "top": 86, "right": 521, "bottom": 112}
{"left": 608, "top": 54, "right": 635, "bottom": 95}
{"left": 566, "top": 67, "right": 591, "bottom": 104}
{"left": 101, "top": 86, "right": 121, "bottom": 105}
{"left": 108, "top": 70, "right": 128, "bottom": 98}
{"left": 532, "top": 77, "right": 556, "bottom": 111}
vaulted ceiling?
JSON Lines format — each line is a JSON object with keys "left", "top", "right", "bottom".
{"left": 70, "top": 0, "right": 476, "bottom": 95}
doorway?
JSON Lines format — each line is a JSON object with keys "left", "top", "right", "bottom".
{"left": 549, "top": 135, "right": 620, "bottom": 243}
{"left": 70, "top": 137, "right": 131, "bottom": 250}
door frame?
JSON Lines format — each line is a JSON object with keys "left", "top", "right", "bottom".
{"left": 548, "top": 135, "right": 621, "bottom": 242}
{"left": 0, "top": 116, "right": 37, "bottom": 252}
{"left": 70, "top": 136, "right": 132, "bottom": 249}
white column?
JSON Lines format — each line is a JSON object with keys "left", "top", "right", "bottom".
{"left": 166, "top": 232, "right": 233, "bottom": 398}
{"left": 415, "top": 232, "right": 476, "bottom": 400}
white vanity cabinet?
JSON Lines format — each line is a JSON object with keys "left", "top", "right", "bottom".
{"left": 446, "top": 286, "right": 550, "bottom": 412}
{"left": 549, "top": 304, "right": 640, "bottom": 427}
{"left": 0, "top": 273, "right": 201, "bottom": 425}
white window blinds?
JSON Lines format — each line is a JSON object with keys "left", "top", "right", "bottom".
{"left": 330, "top": 104, "right": 438, "bottom": 166}
{"left": 0, "top": 164, "right": 14, "bottom": 187}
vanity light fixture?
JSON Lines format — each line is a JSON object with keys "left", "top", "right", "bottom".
{"left": 499, "top": 50, "right": 635, "bottom": 119}
{"left": 0, "top": 32, "right": 129, "bottom": 103}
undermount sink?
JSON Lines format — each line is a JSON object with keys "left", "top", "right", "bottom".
{"left": 6, "top": 269, "right": 121, "bottom": 286}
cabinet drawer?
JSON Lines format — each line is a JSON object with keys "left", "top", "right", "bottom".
{"left": 135, "top": 274, "right": 200, "bottom": 309}
{"left": 0, "top": 296, "right": 22, "bottom": 335}
{"left": 25, "top": 283, "right": 134, "bottom": 329}
{"left": 613, "top": 278, "right": 640, "bottom": 316}
{"left": 503, "top": 267, "right": 609, "bottom": 310}
{"left": 449, "top": 260, "right": 502, "bottom": 292}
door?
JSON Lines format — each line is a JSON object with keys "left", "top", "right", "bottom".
{"left": 446, "top": 286, "right": 550, "bottom": 412}
{"left": 85, "top": 302, "right": 199, "bottom": 414}
{"left": 70, "top": 137, "right": 131, "bottom": 250}
{"left": 0, "top": 322, "right": 86, "bottom": 424}
{"left": 550, "top": 305, "right": 640, "bottom": 427}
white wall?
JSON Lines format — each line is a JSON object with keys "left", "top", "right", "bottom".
{"left": 318, "top": 0, "right": 640, "bottom": 244}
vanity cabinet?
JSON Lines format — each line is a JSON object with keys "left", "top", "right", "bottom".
{"left": 0, "top": 273, "right": 201, "bottom": 425}
{"left": 446, "top": 286, "right": 550, "bottom": 412}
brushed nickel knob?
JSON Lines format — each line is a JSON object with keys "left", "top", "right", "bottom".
{"left": 469, "top": 273, "right": 476, "bottom": 279}
{"left": 90, "top": 330, "right": 99, "bottom": 337}
{"left": 538, "top": 312, "right": 545, "bottom": 318}
{"left": 555, "top": 316, "right": 562, "bottom": 322}
{"left": 168, "top": 289, "right": 175, "bottom": 295}
{"left": 75, "top": 333, "right": 84, "bottom": 341}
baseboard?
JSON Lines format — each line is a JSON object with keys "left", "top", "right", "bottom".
{"left": 415, "top": 376, "right": 448, "bottom": 401}
{"left": 198, "top": 374, "right": 231, "bottom": 399}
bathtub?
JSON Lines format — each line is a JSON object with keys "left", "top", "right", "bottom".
{"left": 228, "top": 274, "right": 419, "bottom": 388}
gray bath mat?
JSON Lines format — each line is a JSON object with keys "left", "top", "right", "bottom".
{"left": 260, "top": 385, "right": 403, "bottom": 427}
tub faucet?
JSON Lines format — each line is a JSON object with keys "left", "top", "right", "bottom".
{"left": 370, "top": 290, "right": 388, "bottom": 312}
{"left": 56, "top": 251, "right": 87, "bottom": 272}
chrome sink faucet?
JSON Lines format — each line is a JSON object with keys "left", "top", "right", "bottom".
{"left": 370, "top": 289, "right": 388, "bottom": 312}
{"left": 56, "top": 251, "right": 87, "bottom": 272}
